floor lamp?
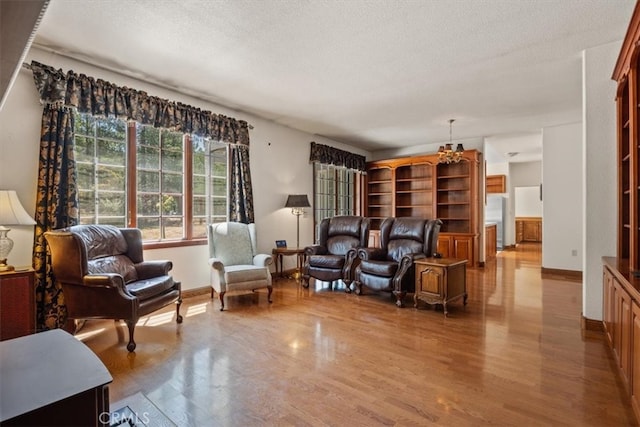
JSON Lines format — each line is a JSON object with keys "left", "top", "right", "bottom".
{"left": 285, "top": 194, "right": 310, "bottom": 248}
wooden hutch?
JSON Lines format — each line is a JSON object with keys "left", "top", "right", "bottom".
{"left": 603, "top": 2, "right": 640, "bottom": 422}
{"left": 365, "top": 149, "right": 482, "bottom": 266}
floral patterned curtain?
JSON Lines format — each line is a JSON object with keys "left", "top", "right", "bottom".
{"left": 309, "top": 141, "right": 366, "bottom": 171}
{"left": 32, "top": 105, "right": 79, "bottom": 330}
{"left": 229, "top": 144, "right": 254, "bottom": 223}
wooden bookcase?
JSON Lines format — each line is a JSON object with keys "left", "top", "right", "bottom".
{"left": 365, "top": 150, "right": 481, "bottom": 266}
{"left": 613, "top": 1, "right": 640, "bottom": 276}
{"left": 603, "top": 4, "right": 640, "bottom": 424}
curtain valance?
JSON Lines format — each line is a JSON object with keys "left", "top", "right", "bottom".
{"left": 30, "top": 60, "right": 250, "bottom": 146}
{"left": 309, "top": 141, "right": 366, "bottom": 172}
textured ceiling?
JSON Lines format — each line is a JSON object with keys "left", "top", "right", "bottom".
{"left": 32, "top": 0, "right": 635, "bottom": 160}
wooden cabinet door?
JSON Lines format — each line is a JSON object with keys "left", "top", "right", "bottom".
{"left": 437, "top": 236, "right": 452, "bottom": 258}
{"left": 0, "top": 270, "right": 36, "bottom": 341}
{"left": 604, "top": 268, "right": 615, "bottom": 347}
{"left": 453, "top": 236, "right": 473, "bottom": 263}
{"left": 523, "top": 221, "right": 539, "bottom": 241}
{"left": 516, "top": 220, "right": 524, "bottom": 243}
{"left": 615, "top": 279, "right": 632, "bottom": 391}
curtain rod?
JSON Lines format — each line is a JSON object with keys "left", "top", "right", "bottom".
{"left": 21, "top": 62, "right": 254, "bottom": 130}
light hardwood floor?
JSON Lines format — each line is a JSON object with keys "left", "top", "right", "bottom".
{"left": 77, "top": 243, "right": 636, "bottom": 426}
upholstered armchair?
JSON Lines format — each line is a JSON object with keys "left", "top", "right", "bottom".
{"left": 354, "top": 217, "right": 442, "bottom": 307}
{"left": 44, "top": 225, "right": 182, "bottom": 352}
{"left": 302, "top": 215, "right": 370, "bottom": 291}
{"left": 207, "top": 222, "right": 273, "bottom": 311}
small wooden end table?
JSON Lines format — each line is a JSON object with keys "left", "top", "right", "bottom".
{"left": 272, "top": 247, "right": 306, "bottom": 281}
{"left": 414, "top": 257, "right": 467, "bottom": 317}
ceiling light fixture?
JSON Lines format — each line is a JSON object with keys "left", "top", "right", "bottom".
{"left": 437, "top": 119, "right": 464, "bottom": 164}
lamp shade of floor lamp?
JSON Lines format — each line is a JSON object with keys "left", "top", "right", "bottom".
{"left": 284, "top": 194, "right": 311, "bottom": 248}
{"left": 0, "top": 190, "right": 36, "bottom": 272}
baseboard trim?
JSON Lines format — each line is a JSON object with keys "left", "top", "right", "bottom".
{"left": 540, "top": 267, "right": 582, "bottom": 282}
{"left": 581, "top": 314, "right": 604, "bottom": 333}
{"left": 181, "top": 286, "right": 211, "bottom": 299}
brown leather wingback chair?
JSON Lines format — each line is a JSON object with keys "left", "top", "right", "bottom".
{"left": 302, "top": 215, "right": 370, "bottom": 291}
{"left": 44, "top": 224, "right": 182, "bottom": 352}
{"left": 354, "top": 217, "right": 442, "bottom": 307}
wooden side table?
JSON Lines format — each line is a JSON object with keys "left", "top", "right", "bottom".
{"left": 0, "top": 268, "right": 36, "bottom": 341}
{"left": 272, "top": 248, "right": 306, "bottom": 280}
{"left": 414, "top": 257, "right": 467, "bottom": 317}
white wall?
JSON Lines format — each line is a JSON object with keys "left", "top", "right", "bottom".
{"left": 515, "top": 187, "right": 542, "bottom": 217}
{"left": 541, "top": 122, "right": 582, "bottom": 271}
{"left": 506, "top": 161, "right": 541, "bottom": 246}
{"left": 582, "top": 41, "right": 619, "bottom": 320}
{"left": 0, "top": 47, "right": 370, "bottom": 290}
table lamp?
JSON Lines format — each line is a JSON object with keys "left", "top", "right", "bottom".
{"left": 284, "top": 194, "right": 310, "bottom": 248}
{"left": 0, "top": 190, "right": 36, "bottom": 272}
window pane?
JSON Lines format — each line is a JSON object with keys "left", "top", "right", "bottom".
{"left": 137, "top": 146, "right": 159, "bottom": 169}
{"left": 162, "top": 172, "right": 183, "bottom": 193}
{"left": 160, "top": 195, "right": 182, "bottom": 215}
{"left": 77, "top": 163, "right": 95, "bottom": 190}
{"left": 75, "top": 137, "right": 95, "bottom": 163}
{"left": 162, "top": 149, "right": 183, "bottom": 172}
{"left": 98, "top": 192, "right": 126, "bottom": 216}
{"left": 138, "top": 170, "right": 159, "bottom": 192}
{"left": 137, "top": 126, "right": 159, "bottom": 147}
{"left": 138, "top": 217, "right": 160, "bottom": 241}
{"left": 97, "top": 139, "right": 126, "bottom": 166}
{"left": 162, "top": 217, "right": 183, "bottom": 240}
{"left": 96, "top": 117, "right": 126, "bottom": 140}
{"left": 212, "top": 177, "right": 226, "bottom": 195}
{"left": 137, "top": 194, "right": 160, "bottom": 216}
{"left": 192, "top": 218, "right": 207, "bottom": 239}
{"left": 213, "top": 198, "right": 226, "bottom": 216}
{"left": 163, "top": 132, "right": 183, "bottom": 150}
{"left": 193, "top": 176, "right": 206, "bottom": 195}
{"left": 97, "top": 165, "right": 126, "bottom": 190}
{"left": 78, "top": 190, "right": 95, "bottom": 221}
{"left": 193, "top": 196, "right": 206, "bottom": 215}
{"left": 75, "top": 113, "right": 95, "bottom": 136}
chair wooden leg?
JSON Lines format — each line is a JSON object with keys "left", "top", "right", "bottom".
{"left": 176, "top": 297, "right": 183, "bottom": 323}
{"left": 125, "top": 320, "right": 137, "bottom": 352}
{"left": 393, "top": 290, "right": 406, "bottom": 308}
{"left": 219, "top": 291, "right": 225, "bottom": 311}
{"left": 267, "top": 286, "right": 273, "bottom": 303}
{"left": 211, "top": 287, "right": 215, "bottom": 299}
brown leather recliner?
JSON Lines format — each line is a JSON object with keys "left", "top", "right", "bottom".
{"left": 302, "top": 215, "right": 370, "bottom": 291}
{"left": 44, "top": 224, "right": 182, "bottom": 352}
{"left": 354, "top": 217, "right": 442, "bottom": 307}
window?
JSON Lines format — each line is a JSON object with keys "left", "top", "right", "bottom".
{"left": 74, "top": 112, "right": 229, "bottom": 245}
{"left": 313, "top": 163, "right": 361, "bottom": 240}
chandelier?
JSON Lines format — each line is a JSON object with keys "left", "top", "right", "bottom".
{"left": 437, "top": 119, "right": 464, "bottom": 164}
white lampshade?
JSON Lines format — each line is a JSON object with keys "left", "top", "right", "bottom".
{"left": 0, "top": 191, "right": 36, "bottom": 225}
{"left": 0, "top": 190, "right": 35, "bottom": 271}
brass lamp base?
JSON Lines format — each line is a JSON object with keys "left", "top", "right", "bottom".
{"left": 0, "top": 259, "right": 15, "bottom": 272}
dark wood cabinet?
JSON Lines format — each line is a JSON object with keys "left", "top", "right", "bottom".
{"left": 0, "top": 269, "right": 35, "bottom": 341}
{"left": 414, "top": 257, "right": 467, "bottom": 316}
{"left": 365, "top": 150, "right": 481, "bottom": 266}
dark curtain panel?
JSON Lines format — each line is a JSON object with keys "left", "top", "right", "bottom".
{"left": 32, "top": 105, "right": 79, "bottom": 331}
{"left": 229, "top": 144, "right": 254, "bottom": 223}
{"left": 309, "top": 141, "right": 366, "bottom": 171}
